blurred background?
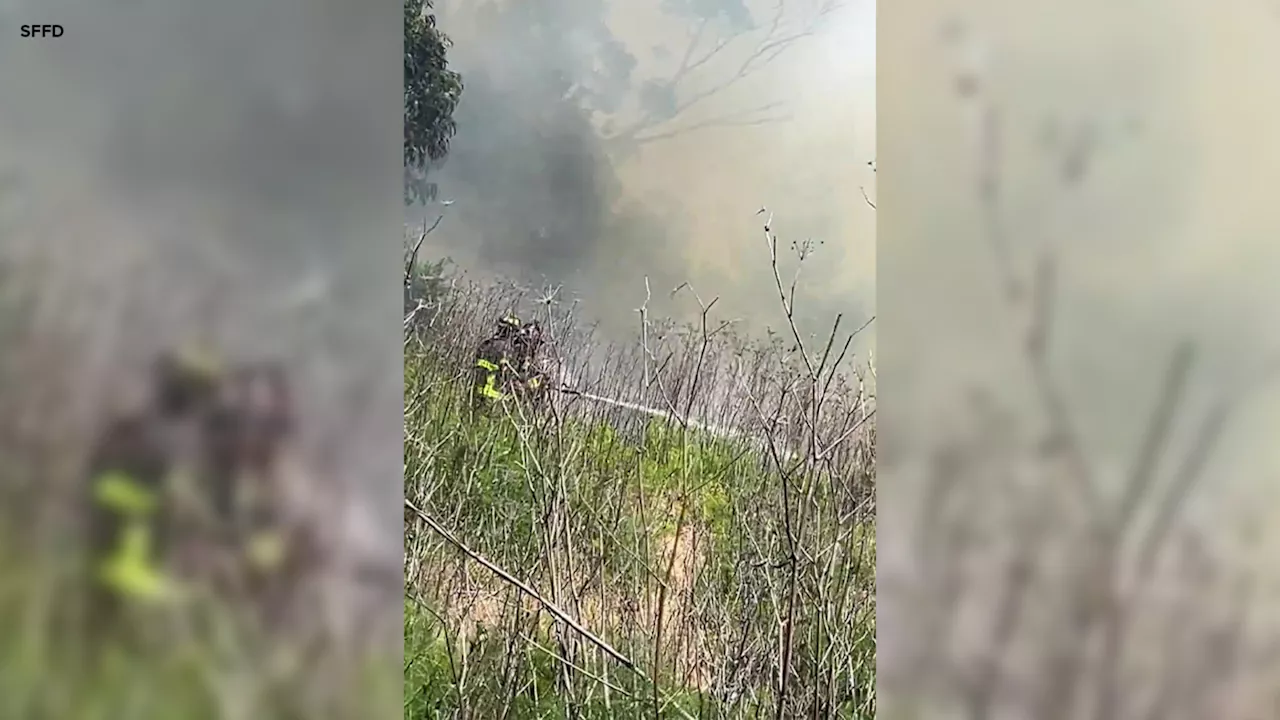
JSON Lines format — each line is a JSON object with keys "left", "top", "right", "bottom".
{"left": 0, "top": 0, "right": 403, "bottom": 717}
{"left": 880, "top": 0, "right": 1280, "bottom": 718}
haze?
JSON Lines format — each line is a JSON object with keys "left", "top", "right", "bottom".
{"left": 419, "top": 0, "right": 876, "bottom": 340}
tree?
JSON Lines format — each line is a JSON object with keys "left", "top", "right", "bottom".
{"left": 602, "top": 0, "right": 839, "bottom": 158}
{"left": 416, "top": 0, "right": 838, "bottom": 287}
{"left": 438, "top": 0, "right": 837, "bottom": 164}
{"left": 404, "top": 0, "right": 463, "bottom": 205}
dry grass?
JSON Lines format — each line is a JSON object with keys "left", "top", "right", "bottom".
{"left": 877, "top": 84, "right": 1280, "bottom": 720}
{"left": 404, "top": 214, "right": 876, "bottom": 719}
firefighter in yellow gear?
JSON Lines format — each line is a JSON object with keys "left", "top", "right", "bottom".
{"left": 85, "top": 347, "right": 302, "bottom": 630}
{"left": 472, "top": 315, "right": 523, "bottom": 409}
{"left": 472, "top": 315, "right": 552, "bottom": 410}
{"left": 201, "top": 361, "right": 298, "bottom": 605}
{"left": 85, "top": 348, "right": 223, "bottom": 626}
{"left": 512, "top": 320, "right": 549, "bottom": 407}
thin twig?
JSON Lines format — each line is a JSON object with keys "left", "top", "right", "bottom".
{"left": 406, "top": 497, "right": 637, "bottom": 670}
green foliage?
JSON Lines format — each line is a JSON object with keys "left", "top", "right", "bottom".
{"left": 405, "top": 600, "right": 737, "bottom": 719}
{"left": 0, "top": 539, "right": 396, "bottom": 719}
{"left": 404, "top": 326, "right": 876, "bottom": 719}
{"left": 404, "top": 256, "right": 453, "bottom": 330}
{"left": 404, "top": 0, "right": 463, "bottom": 205}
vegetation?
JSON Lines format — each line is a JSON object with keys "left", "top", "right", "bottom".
{"left": 877, "top": 63, "right": 1280, "bottom": 720}
{"left": 417, "top": 0, "right": 846, "bottom": 285}
{"left": 0, "top": 535, "right": 396, "bottom": 712}
{"left": 0, "top": 253, "right": 396, "bottom": 720}
{"left": 404, "top": 221, "right": 876, "bottom": 718}
{"left": 404, "top": 0, "right": 463, "bottom": 205}
{"left": 436, "top": 0, "right": 837, "bottom": 162}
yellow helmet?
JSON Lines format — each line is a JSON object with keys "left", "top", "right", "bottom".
{"left": 171, "top": 342, "right": 223, "bottom": 381}
{"left": 153, "top": 342, "right": 223, "bottom": 414}
{"left": 497, "top": 315, "right": 522, "bottom": 337}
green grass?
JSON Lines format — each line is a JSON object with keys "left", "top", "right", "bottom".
{"left": 404, "top": 296, "right": 876, "bottom": 719}
{"left": 0, "top": 537, "right": 399, "bottom": 720}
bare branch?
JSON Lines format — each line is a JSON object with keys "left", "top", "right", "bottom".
{"left": 859, "top": 186, "right": 875, "bottom": 210}
{"left": 609, "top": 0, "right": 838, "bottom": 147}
{"left": 633, "top": 104, "right": 792, "bottom": 146}
{"left": 406, "top": 497, "right": 637, "bottom": 670}
{"left": 405, "top": 213, "right": 445, "bottom": 283}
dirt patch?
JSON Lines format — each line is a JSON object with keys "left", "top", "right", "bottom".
{"left": 425, "top": 513, "right": 719, "bottom": 691}
{"left": 647, "top": 521, "right": 713, "bottom": 689}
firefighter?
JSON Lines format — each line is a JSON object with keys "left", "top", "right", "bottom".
{"left": 202, "top": 361, "right": 311, "bottom": 623}
{"left": 85, "top": 346, "right": 305, "bottom": 634}
{"left": 205, "top": 364, "right": 289, "bottom": 571}
{"left": 513, "top": 320, "right": 550, "bottom": 407}
{"left": 84, "top": 347, "right": 223, "bottom": 631}
{"left": 514, "top": 320, "right": 543, "bottom": 366}
{"left": 472, "top": 314, "right": 524, "bottom": 409}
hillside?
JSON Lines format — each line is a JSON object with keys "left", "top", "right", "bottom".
{"left": 404, "top": 244, "right": 877, "bottom": 718}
